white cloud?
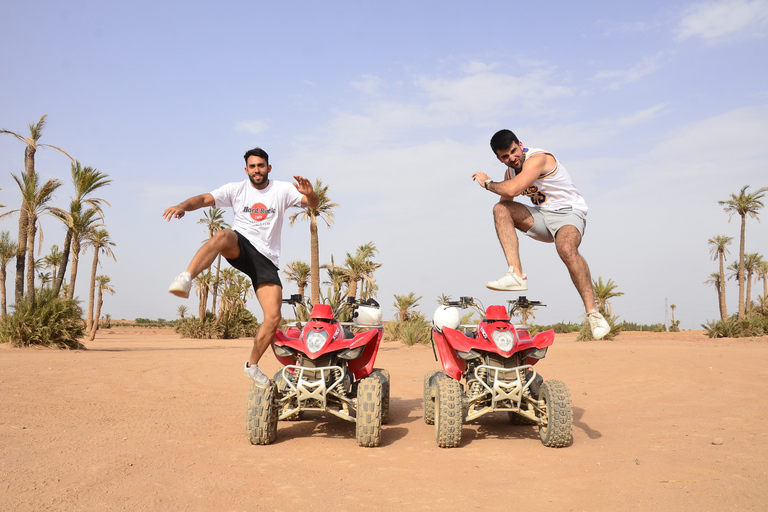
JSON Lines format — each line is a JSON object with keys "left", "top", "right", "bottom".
{"left": 676, "top": 0, "right": 768, "bottom": 42}
{"left": 234, "top": 120, "right": 270, "bottom": 134}
{"left": 351, "top": 74, "right": 382, "bottom": 96}
{"left": 592, "top": 53, "right": 666, "bottom": 90}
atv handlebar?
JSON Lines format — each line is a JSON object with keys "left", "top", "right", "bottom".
{"left": 507, "top": 296, "right": 546, "bottom": 314}
{"left": 281, "top": 295, "right": 380, "bottom": 310}
{"left": 442, "top": 295, "right": 546, "bottom": 316}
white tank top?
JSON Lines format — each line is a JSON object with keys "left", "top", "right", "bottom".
{"left": 504, "top": 147, "right": 588, "bottom": 215}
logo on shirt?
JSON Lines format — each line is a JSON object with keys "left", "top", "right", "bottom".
{"left": 243, "top": 203, "right": 275, "bottom": 222}
{"left": 523, "top": 185, "right": 547, "bottom": 206}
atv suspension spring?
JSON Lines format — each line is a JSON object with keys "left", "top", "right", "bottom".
{"left": 333, "top": 368, "right": 347, "bottom": 397}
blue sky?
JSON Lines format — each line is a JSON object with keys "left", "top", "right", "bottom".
{"left": 1, "top": 0, "right": 767, "bottom": 329}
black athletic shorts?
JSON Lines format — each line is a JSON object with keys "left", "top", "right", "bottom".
{"left": 225, "top": 231, "right": 282, "bottom": 290}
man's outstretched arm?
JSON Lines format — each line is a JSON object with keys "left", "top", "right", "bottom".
{"left": 162, "top": 193, "right": 216, "bottom": 221}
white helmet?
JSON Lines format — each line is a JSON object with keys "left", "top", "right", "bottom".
{"left": 433, "top": 305, "right": 460, "bottom": 333}
{"left": 353, "top": 305, "right": 382, "bottom": 326}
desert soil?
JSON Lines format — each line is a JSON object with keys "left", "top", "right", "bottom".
{"left": 2, "top": 327, "right": 768, "bottom": 511}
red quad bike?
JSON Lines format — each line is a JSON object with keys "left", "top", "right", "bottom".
{"left": 424, "top": 296, "right": 573, "bottom": 448}
{"left": 246, "top": 295, "right": 389, "bottom": 448}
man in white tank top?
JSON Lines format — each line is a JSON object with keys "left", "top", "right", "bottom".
{"left": 471, "top": 129, "right": 610, "bottom": 340}
{"left": 163, "top": 147, "right": 319, "bottom": 386}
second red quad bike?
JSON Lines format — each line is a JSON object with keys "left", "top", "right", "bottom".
{"left": 424, "top": 296, "right": 572, "bottom": 448}
{"left": 246, "top": 295, "right": 389, "bottom": 448}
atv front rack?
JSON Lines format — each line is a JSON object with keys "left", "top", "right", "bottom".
{"left": 278, "top": 365, "right": 356, "bottom": 422}
{"left": 465, "top": 364, "right": 542, "bottom": 423}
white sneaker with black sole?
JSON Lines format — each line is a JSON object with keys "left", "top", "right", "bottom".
{"left": 244, "top": 362, "right": 270, "bottom": 389}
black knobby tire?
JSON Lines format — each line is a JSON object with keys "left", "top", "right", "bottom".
{"left": 246, "top": 382, "right": 278, "bottom": 445}
{"left": 370, "top": 369, "right": 391, "bottom": 425}
{"left": 423, "top": 370, "right": 442, "bottom": 425}
{"left": 538, "top": 379, "right": 573, "bottom": 448}
{"left": 273, "top": 369, "right": 301, "bottom": 421}
{"left": 435, "top": 377, "right": 463, "bottom": 448}
{"left": 355, "top": 376, "right": 383, "bottom": 447}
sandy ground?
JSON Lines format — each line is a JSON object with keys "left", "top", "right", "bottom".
{"left": 2, "top": 327, "right": 768, "bottom": 512}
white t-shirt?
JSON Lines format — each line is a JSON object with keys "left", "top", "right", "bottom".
{"left": 504, "top": 147, "right": 588, "bottom": 215}
{"left": 210, "top": 179, "right": 304, "bottom": 267}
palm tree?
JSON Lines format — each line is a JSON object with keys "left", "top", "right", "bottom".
{"left": 0, "top": 231, "right": 17, "bottom": 318}
{"left": 42, "top": 245, "right": 63, "bottom": 285}
{"left": 64, "top": 205, "right": 102, "bottom": 300}
{"left": 743, "top": 253, "right": 763, "bottom": 313}
{"left": 289, "top": 179, "right": 339, "bottom": 305}
{"left": 592, "top": 277, "right": 624, "bottom": 316}
{"left": 718, "top": 186, "right": 768, "bottom": 319}
{"left": 283, "top": 260, "right": 310, "bottom": 297}
{"left": 53, "top": 162, "right": 111, "bottom": 297}
{"left": 84, "top": 229, "right": 116, "bottom": 332}
{"left": 197, "top": 207, "right": 227, "bottom": 316}
{"left": 88, "top": 275, "right": 115, "bottom": 341}
{"left": 393, "top": 292, "right": 422, "bottom": 323}
{"left": 341, "top": 242, "right": 382, "bottom": 300}
{"left": 195, "top": 271, "right": 214, "bottom": 321}
{"left": 177, "top": 305, "right": 189, "bottom": 320}
{"left": 1, "top": 172, "right": 64, "bottom": 302}
{"left": 284, "top": 260, "right": 311, "bottom": 321}
{"left": 757, "top": 259, "right": 768, "bottom": 301}
{"left": 1, "top": 115, "right": 73, "bottom": 301}
{"left": 705, "top": 272, "right": 723, "bottom": 319}
{"left": 708, "top": 235, "right": 732, "bottom": 320}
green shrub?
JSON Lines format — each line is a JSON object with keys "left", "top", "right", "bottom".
{"left": 704, "top": 313, "right": 768, "bottom": 338}
{"left": 0, "top": 288, "right": 85, "bottom": 349}
{"left": 384, "top": 313, "right": 432, "bottom": 346}
{"left": 174, "top": 308, "right": 260, "bottom": 339}
{"left": 620, "top": 322, "right": 667, "bottom": 332}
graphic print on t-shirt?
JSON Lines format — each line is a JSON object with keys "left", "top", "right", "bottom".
{"left": 243, "top": 203, "right": 275, "bottom": 222}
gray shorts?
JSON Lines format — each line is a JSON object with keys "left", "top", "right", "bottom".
{"left": 521, "top": 205, "right": 586, "bottom": 243}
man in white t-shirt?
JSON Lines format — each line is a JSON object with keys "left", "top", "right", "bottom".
{"left": 471, "top": 129, "right": 610, "bottom": 340}
{"left": 163, "top": 147, "right": 319, "bottom": 386}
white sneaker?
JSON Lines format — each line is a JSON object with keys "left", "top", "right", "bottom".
{"left": 486, "top": 270, "right": 528, "bottom": 291}
{"left": 587, "top": 311, "right": 610, "bottom": 340}
{"left": 244, "top": 362, "right": 270, "bottom": 389}
{"left": 168, "top": 272, "right": 192, "bottom": 298}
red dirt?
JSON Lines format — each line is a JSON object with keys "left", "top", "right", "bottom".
{"left": 2, "top": 328, "right": 767, "bottom": 511}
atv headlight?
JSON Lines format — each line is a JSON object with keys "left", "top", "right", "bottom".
{"left": 491, "top": 329, "right": 515, "bottom": 352}
{"left": 306, "top": 330, "right": 329, "bottom": 354}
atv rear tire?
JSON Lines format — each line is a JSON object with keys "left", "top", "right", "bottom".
{"left": 370, "top": 368, "right": 391, "bottom": 425}
{"left": 435, "top": 377, "right": 463, "bottom": 448}
{"left": 538, "top": 379, "right": 572, "bottom": 448}
{"left": 423, "top": 370, "right": 443, "bottom": 425}
{"left": 246, "top": 382, "right": 278, "bottom": 445}
{"left": 356, "top": 376, "right": 383, "bottom": 447}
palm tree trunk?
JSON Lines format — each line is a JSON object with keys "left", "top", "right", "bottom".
{"left": 0, "top": 268, "right": 7, "bottom": 318}
{"left": 310, "top": 217, "right": 320, "bottom": 306}
{"left": 67, "top": 242, "right": 81, "bottom": 300}
{"left": 88, "top": 289, "right": 103, "bottom": 341}
{"left": 745, "top": 271, "right": 753, "bottom": 313}
{"left": 211, "top": 255, "right": 221, "bottom": 316}
{"left": 87, "top": 248, "right": 99, "bottom": 332}
{"left": 25, "top": 217, "right": 37, "bottom": 302}
{"left": 718, "top": 254, "right": 727, "bottom": 320}
{"left": 738, "top": 216, "right": 746, "bottom": 319}
{"left": 14, "top": 208, "right": 28, "bottom": 303}
{"left": 53, "top": 230, "right": 72, "bottom": 297}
